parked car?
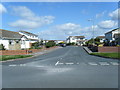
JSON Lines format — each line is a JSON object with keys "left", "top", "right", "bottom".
{"left": 60, "top": 43, "right": 66, "bottom": 47}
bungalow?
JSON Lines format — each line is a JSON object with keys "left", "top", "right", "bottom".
{"left": 0, "top": 29, "right": 24, "bottom": 50}
{"left": 105, "top": 28, "right": 120, "bottom": 45}
{"left": 0, "top": 29, "right": 40, "bottom": 50}
{"left": 66, "top": 36, "right": 85, "bottom": 46}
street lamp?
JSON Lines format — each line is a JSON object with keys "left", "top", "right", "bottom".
{"left": 88, "top": 19, "right": 95, "bottom": 46}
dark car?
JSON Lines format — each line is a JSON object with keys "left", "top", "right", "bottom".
{"left": 60, "top": 43, "right": 66, "bottom": 47}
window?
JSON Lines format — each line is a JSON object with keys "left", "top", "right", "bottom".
{"left": 21, "top": 40, "right": 25, "bottom": 44}
{"left": 72, "top": 38, "right": 75, "bottom": 40}
{"left": 9, "top": 40, "right": 14, "bottom": 45}
{"left": 16, "top": 40, "right": 19, "bottom": 43}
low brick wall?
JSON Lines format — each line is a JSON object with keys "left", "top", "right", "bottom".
{"left": 0, "top": 50, "right": 27, "bottom": 55}
{"left": 98, "top": 46, "right": 120, "bottom": 53}
{"left": 0, "top": 46, "right": 59, "bottom": 55}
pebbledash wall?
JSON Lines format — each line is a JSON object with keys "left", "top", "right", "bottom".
{"left": 98, "top": 46, "right": 120, "bottom": 53}
{"left": 0, "top": 46, "right": 58, "bottom": 55}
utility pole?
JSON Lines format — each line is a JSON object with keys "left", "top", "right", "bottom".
{"left": 88, "top": 19, "right": 95, "bottom": 46}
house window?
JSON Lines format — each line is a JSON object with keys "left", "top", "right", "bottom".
{"left": 21, "top": 40, "right": 25, "bottom": 44}
{"left": 72, "top": 38, "right": 75, "bottom": 40}
{"left": 16, "top": 40, "right": 19, "bottom": 43}
{"left": 9, "top": 40, "right": 14, "bottom": 45}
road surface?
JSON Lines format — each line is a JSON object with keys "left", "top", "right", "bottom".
{"left": 2, "top": 46, "right": 119, "bottom": 88}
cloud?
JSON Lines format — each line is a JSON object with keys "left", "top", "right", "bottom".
{"left": 38, "top": 23, "right": 81, "bottom": 40}
{"left": 0, "top": 4, "right": 7, "bottom": 14}
{"left": 9, "top": 19, "right": 41, "bottom": 29}
{"left": 96, "top": 11, "right": 106, "bottom": 18}
{"left": 98, "top": 20, "right": 117, "bottom": 29}
{"left": 9, "top": 6, "right": 55, "bottom": 29}
{"left": 109, "top": 8, "right": 120, "bottom": 20}
{"left": 55, "top": 23, "right": 81, "bottom": 31}
{"left": 38, "top": 23, "right": 106, "bottom": 40}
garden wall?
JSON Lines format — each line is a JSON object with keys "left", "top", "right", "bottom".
{"left": 98, "top": 46, "right": 120, "bottom": 53}
{"left": 0, "top": 46, "right": 58, "bottom": 55}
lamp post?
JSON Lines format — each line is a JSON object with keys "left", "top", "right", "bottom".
{"left": 88, "top": 19, "right": 95, "bottom": 46}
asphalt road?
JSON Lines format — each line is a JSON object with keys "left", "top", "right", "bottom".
{"left": 2, "top": 46, "right": 119, "bottom": 88}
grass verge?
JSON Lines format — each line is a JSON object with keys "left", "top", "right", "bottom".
{"left": 0, "top": 55, "right": 33, "bottom": 61}
{"left": 90, "top": 53, "right": 120, "bottom": 59}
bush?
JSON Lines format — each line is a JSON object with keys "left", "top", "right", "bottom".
{"left": 66, "top": 42, "right": 75, "bottom": 46}
{"left": 30, "top": 46, "right": 42, "bottom": 49}
{"left": 30, "top": 42, "right": 41, "bottom": 49}
{"left": 0, "top": 44, "right": 5, "bottom": 50}
{"left": 45, "top": 41, "right": 56, "bottom": 48}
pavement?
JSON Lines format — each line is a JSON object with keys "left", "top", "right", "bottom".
{"left": 83, "top": 47, "right": 93, "bottom": 54}
{"left": 30, "top": 46, "right": 62, "bottom": 56}
{"left": 1, "top": 46, "right": 119, "bottom": 88}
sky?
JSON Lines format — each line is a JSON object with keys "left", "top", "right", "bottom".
{"left": 0, "top": 2, "right": 119, "bottom": 40}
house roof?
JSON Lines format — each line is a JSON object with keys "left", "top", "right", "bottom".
{"left": 69, "top": 36, "right": 85, "bottom": 38}
{"left": 0, "top": 29, "right": 23, "bottom": 39}
{"left": 105, "top": 28, "right": 120, "bottom": 34}
{"left": 19, "top": 30, "right": 38, "bottom": 37}
{"left": 96, "top": 36, "right": 105, "bottom": 38}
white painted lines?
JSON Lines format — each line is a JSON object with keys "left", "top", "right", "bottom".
{"left": 8, "top": 64, "right": 26, "bottom": 67}
{"left": 99, "top": 62, "right": 110, "bottom": 66}
{"left": 65, "top": 63, "right": 74, "bottom": 65}
{"left": 55, "top": 61, "right": 74, "bottom": 66}
{"left": 8, "top": 62, "right": 119, "bottom": 67}
{"left": 58, "top": 63, "right": 64, "bottom": 65}
{"left": 55, "top": 61, "right": 59, "bottom": 66}
{"left": 20, "top": 64, "right": 26, "bottom": 66}
{"left": 110, "top": 62, "right": 119, "bottom": 65}
{"left": 9, "top": 65, "right": 17, "bottom": 67}
{"left": 88, "top": 62, "right": 98, "bottom": 66}
{"left": 55, "top": 61, "right": 119, "bottom": 66}
{"left": 35, "top": 66, "right": 45, "bottom": 68}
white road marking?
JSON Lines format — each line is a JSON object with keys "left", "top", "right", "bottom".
{"left": 58, "top": 63, "right": 64, "bottom": 65}
{"left": 19, "top": 64, "right": 26, "bottom": 66}
{"left": 99, "top": 62, "right": 109, "bottom": 66}
{"left": 88, "top": 62, "right": 98, "bottom": 65}
{"left": 35, "top": 66, "right": 45, "bottom": 67}
{"left": 65, "top": 63, "right": 74, "bottom": 65}
{"left": 55, "top": 61, "right": 59, "bottom": 66}
{"left": 77, "top": 63, "right": 79, "bottom": 64}
{"left": 110, "top": 62, "right": 119, "bottom": 65}
{"left": 9, "top": 65, "right": 17, "bottom": 66}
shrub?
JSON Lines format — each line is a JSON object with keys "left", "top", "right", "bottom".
{"left": 66, "top": 42, "right": 75, "bottom": 46}
{"left": 31, "top": 42, "right": 41, "bottom": 49}
{"left": 45, "top": 41, "right": 56, "bottom": 48}
{"left": 0, "top": 44, "right": 5, "bottom": 50}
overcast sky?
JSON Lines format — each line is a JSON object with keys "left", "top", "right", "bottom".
{"left": 0, "top": 2, "right": 119, "bottom": 40}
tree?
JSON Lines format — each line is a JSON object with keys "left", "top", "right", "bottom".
{"left": 94, "top": 38, "right": 100, "bottom": 42}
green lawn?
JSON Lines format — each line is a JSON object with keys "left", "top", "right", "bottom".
{"left": 90, "top": 53, "right": 120, "bottom": 59}
{"left": 0, "top": 55, "right": 33, "bottom": 61}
